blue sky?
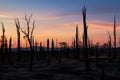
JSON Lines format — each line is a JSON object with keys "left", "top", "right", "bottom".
{"left": 0, "top": 0, "right": 120, "bottom": 21}
{"left": 0, "top": 0, "right": 120, "bottom": 15}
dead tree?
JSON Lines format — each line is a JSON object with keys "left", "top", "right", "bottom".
{"left": 76, "top": 24, "right": 79, "bottom": 58}
{"left": 8, "top": 37, "right": 12, "bottom": 65}
{"left": 32, "top": 36, "right": 35, "bottom": 52}
{"left": 113, "top": 16, "right": 116, "bottom": 58}
{"left": 35, "top": 41, "right": 39, "bottom": 61}
{"left": 82, "top": 6, "right": 91, "bottom": 71}
{"left": 47, "top": 38, "right": 50, "bottom": 65}
{"left": 95, "top": 42, "right": 99, "bottom": 66}
{"left": 21, "top": 14, "right": 35, "bottom": 71}
{"left": 15, "top": 18, "right": 21, "bottom": 61}
{"left": 73, "top": 39, "right": 76, "bottom": 58}
{"left": 55, "top": 39, "right": 58, "bottom": 59}
{"left": 107, "top": 31, "right": 112, "bottom": 57}
{"left": 0, "top": 22, "right": 5, "bottom": 62}
{"left": 39, "top": 42, "right": 43, "bottom": 57}
{"left": 4, "top": 37, "right": 8, "bottom": 61}
{"left": 51, "top": 38, "right": 54, "bottom": 57}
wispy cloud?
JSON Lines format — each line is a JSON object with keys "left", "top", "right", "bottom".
{"left": 88, "top": 20, "right": 120, "bottom": 28}
{"left": 0, "top": 14, "right": 11, "bottom": 18}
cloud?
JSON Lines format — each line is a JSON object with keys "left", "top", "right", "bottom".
{"left": 0, "top": 14, "right": 11, "bottom": 18}
{"left": 88, "top": 20, "right": 112, "bottom": 27}
{"left": 88, "top": 19, "right": 120, "bottom": 28}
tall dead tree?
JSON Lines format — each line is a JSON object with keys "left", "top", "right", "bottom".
{"left": 21, "top": 14, "right": 35, "bottom": 71}
{"left": 4, "top": 37, "right": 8, "bottom": 59}
{"left": 8, "top": 37, "right": 12, "bottom": 64}
{"left": 76, "top": 24, "right": 79, "bottom": 58}
{"left": 55, "top": 39, "right": 58, "bottom": 59}
{"left": 82, "top": 6, "right": 90, "bottom": 71}
{"left": 73, "top": 39, "right": 76, "bottom": 58}
{"left": 0, "top": 22, "right": 5, "bottom": 62}
{"left": 51, "top": 38, "right": 54, "bottom": 57}
{"left": 47, "top": 38, "right": 50, "bottom": 65}
{"left": 39, "top": 42, "right": 42, "bottom": 56}
{"left": 32, "top": 36, "right": 35, "bottom": 52}
{"left": 113, "top": 16, "right": 116, "bottom": 58}
{"left": 107, "top": 31, "right": 112, "bottom": 57}
{"left": 15, "top": 18, "right": 21, "bottom": 61}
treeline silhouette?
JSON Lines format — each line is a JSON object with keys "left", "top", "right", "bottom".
{"left": 0, "top": 6, "right": 120, "bottom": 80}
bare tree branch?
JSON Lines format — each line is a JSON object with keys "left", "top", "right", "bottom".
{"left": 1, "top": 22, "right": 5, "bottom": 33}
{"left": 21, "top": 28, "right": 28, "bottom": 37}
{"left": 31, "top": 20, "right": 35, "bottom": 38}
{"left": 25, "top": 14, "right": 32, "bottom": 36}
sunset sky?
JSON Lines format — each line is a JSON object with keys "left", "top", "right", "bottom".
{"left": 0, "top": 0, "right": 120, "bottom": 47}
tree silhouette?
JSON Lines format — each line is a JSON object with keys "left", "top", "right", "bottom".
{"left": 75, "top": 24, "right": 79, "bottom": 59}
{"left": 82, "top": 6, "right": 91, "bottom": 71}
{"left": 8, "top": 37, "right": 12, "bottom": 65}
{"left": 73, "top": 39, "right": 76, "bottom": 58}
{"left": 51, "top": 38, "right": 54, "bottom": 57}
{"left": 15, "top": 18, "right": 21, "bottom": 61}
{"left": 21, "top": 14, "right": 35, "bottom": 71}
{"left": 113, "top": 16, "right": 116, "bottom": 58}
{"left": 4, "top": 36, "right": 8, "bottom": 60}
{"left": 95, "top": 42, "right": 99, "bottom": 66}
{"left": 107, "top": 31, "right": 112, "bottom": 57}
{"left": 0, "top": 22, "right": 5, "bottom": 62}
{"left": 32, "top": 36, "right": 35, "bottom": 52}
{"left": 39, "top": 42, "right": 43, "bottom": 57}
{"left": 47, "top": 38, "right": 50, "bottom": 65}
{"left": 35, "top": 41, "right": 39, "bottom": 61}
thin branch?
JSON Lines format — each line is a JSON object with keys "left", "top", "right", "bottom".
{"left": 15, "top": 18, "right": 20, "bottom": 34}
{"left": 25, "top": 14, "right": 32, "bottom": 36}
{"left": 31, "top": 20, "right": 35, "bottom": 38}
{"left": 107, "top": 30, "right": 111, "bottom": 41}
{"left": 1, "top": 22, "right": 5, "bottom": 33}
{"left": 21, "top": 28, "right": 28, "bottom": 36}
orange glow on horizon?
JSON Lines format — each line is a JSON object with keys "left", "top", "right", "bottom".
{"left": 0, "top": 15, "right": 120, "bottom": 48}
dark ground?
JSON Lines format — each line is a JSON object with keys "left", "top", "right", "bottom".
{"left": 0, "top": 57, "right": 120, "bottom": 80}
